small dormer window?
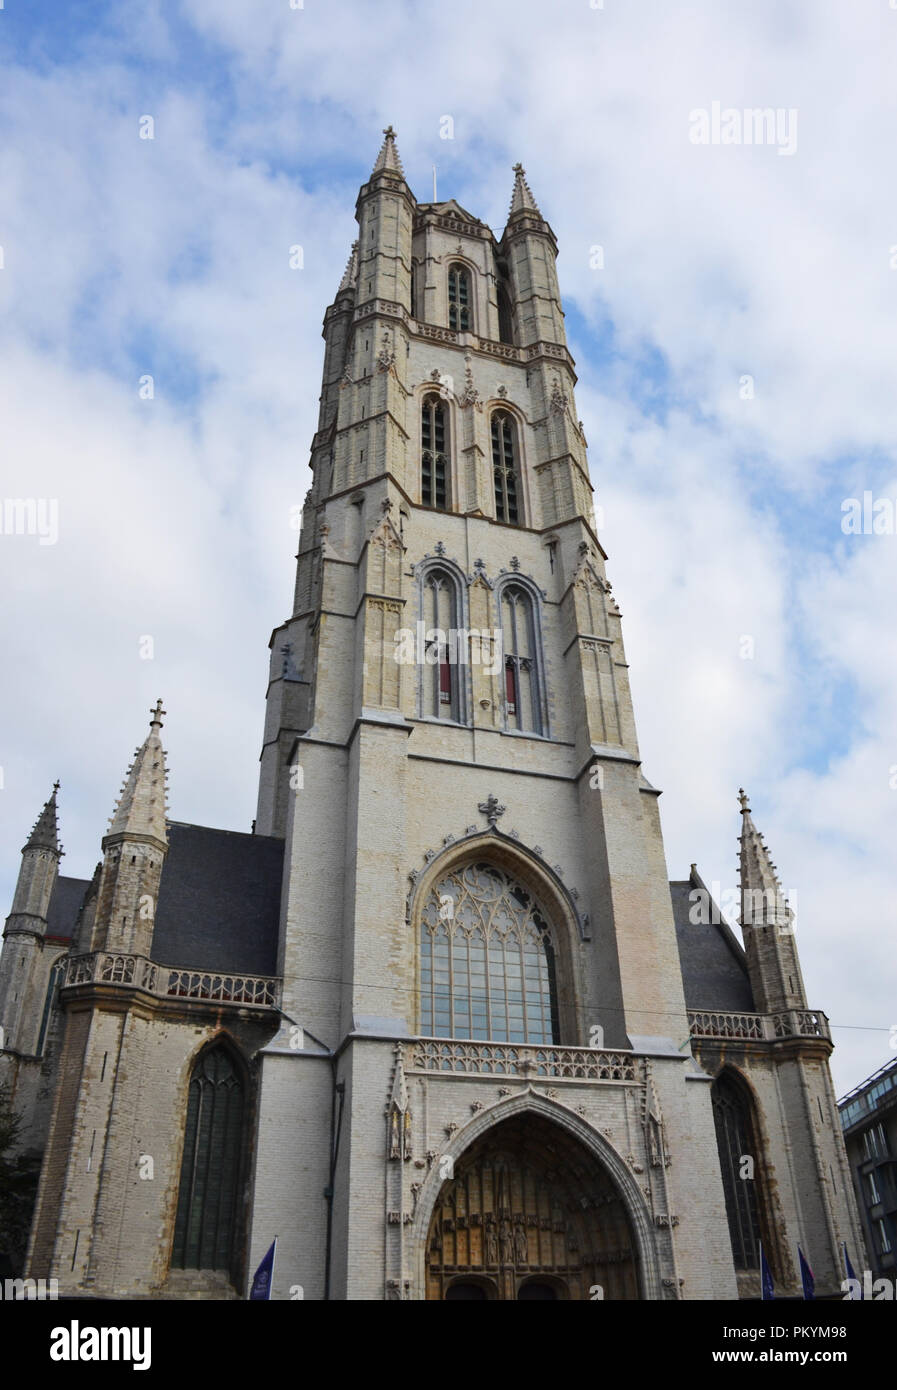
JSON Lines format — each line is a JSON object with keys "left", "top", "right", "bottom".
{"left": 448, "top": 264, "right": 471, "bottom": 331}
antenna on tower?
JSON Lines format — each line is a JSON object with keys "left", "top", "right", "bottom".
{"left": 433, "top": 165, "right": 437, "bottom": 201}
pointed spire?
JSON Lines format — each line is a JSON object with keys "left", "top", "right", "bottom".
{"left": 508, "top": 162, "right": 541, "bottom": 217}
{"left": 106, "top": 701, "right": 169, "bottom": 847}
{"left": 25, "top": 781, "right": 61, "bottom": 854}
{"left": 338, "top": 240, "right": 359, "bottom": 293}
{"left": 738, "top": 789, "right": 792, "bottom": 928}
{"left": 372, "top": 124, "right": 405, "bottom": 177}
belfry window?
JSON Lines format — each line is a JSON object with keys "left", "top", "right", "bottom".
{"left": 171, "top": 1045, "right": 246, "bottom": 1276}
{"left": 492, "top": 411, "right": 520, "bottom": 523}
{"left": 422, "top": 567, "right": 459, "bottom": 720}
{"left": 419, "top": 862, "right": 560, "bottom": 1043}
{"left": 711, "top": 1072, "right": 764, "bottom": 1272}
{"left": 421, "top": 394, "right": 449, "bottom": 509}
{"left": 448, "top": 264, "right": 471, "bottom": 331}
{"left": 501, "top": 585, "right": 543, "bottom": 735}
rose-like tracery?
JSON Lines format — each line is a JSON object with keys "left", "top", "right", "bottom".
{"left": 420, "top": 862, "right": 560, "bottom": 1043}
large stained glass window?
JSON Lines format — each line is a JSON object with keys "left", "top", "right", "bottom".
{"left": 171, "top": 1045, "right": 245, "bottom": 1275}
{"left": 420, "top": 862, "right": 559, "bottom": 1044}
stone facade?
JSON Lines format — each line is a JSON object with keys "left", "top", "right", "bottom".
{"left": 0, "top": 129, "right": 865, "bottom": 1300}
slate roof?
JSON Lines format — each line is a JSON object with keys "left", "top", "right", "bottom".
{"left": 670, "top": 869, "right": 755, "bottom": 1013}
{"left": 152, "top": 823, "right": 284, "bottom": 976}
{"left": 46, "top": 875, "right": 90, "bottom": 943}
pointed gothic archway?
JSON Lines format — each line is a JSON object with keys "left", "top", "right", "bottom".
{"left": 424, "top": 1110, "right": 641, "bottom": 1300}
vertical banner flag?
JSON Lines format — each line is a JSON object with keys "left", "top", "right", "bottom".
{"left": 760, "top": 1241, "right": 775, "bottom": 1300}
{"left": 842, "top": 1242, "right": 862, "bottom": 1299}
{"left": 798, "top": 1245, "right": 815, "bottom": 1300}
{"left": 249, "top": 1238, "right": 277, "bottom": 1301}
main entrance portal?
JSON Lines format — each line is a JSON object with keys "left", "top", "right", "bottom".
{"left": 426, "top": 1113, "right": 640, "bottom": 1300}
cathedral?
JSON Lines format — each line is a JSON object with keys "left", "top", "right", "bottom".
{"left": 0, "top": 129, "right": 865, "bottom": 1301}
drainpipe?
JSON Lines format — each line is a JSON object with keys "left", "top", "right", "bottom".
{"left": 324, "top": 1064, "right": 345, "bottom": 1302}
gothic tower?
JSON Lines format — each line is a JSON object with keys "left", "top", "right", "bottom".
{"left": 248, "top": 129, "right": 740, "bottom": 1301}
{"left": 6, "top": 130, "right": 863, "bottom": 1301}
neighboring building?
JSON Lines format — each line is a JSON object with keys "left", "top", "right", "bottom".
{"left": 0, "top": 129, "right": 865, "bottom": 1300}
{"left": 839, "top": 1059, "right": 897, "bottom": 1278}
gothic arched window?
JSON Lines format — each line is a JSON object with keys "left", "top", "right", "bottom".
{"left": 492, "top": 411, "right": 520, "bottom": 523}
{"left": 419, "top": 862, "right": 560, "bottom": 1043}
{"left": 448, "top": 263, "right": 471, "bottom": 331}
{"left": 500, "top": 584, "right": 544, "bottom": 735}
{"left": 36, "top": 957, "right": 66, "bottom": 1056}
{"left": 421, "top": 394, "right": 449, "bottom": 510}
{"left": 171, "top": 1045, "right": 246, "bottom": 1276}
{"left": 711, "top": 1071, "right": 764, "bottom": 1271}
{"left": 422, "top": 567, "right": 461, "bottom": 720}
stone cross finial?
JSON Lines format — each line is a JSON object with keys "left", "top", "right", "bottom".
{"left": 478, "top": 794, "right": 506, "bottom": 828}
{"left": 383, "top": 124, "right": 396, "bottom": 140}
{"left": 737, "top": 788, "right": 750, "bottom": 813}
{"left": 150, "top": 699, "right": 166, "bottom": 731}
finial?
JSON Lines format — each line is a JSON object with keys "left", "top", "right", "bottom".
{"left": 737, "top": 787, "right": 750, "bottom": 813}
{"left": 150, "top": 698, "right": 166, "bottom": 731}
{"left": 372, "top": 125, "right": 405, "bottom": 176}
{"left": 508, "top": 162, "right": 541, "bottom": 217}
{"left": 53, "top": 779, "right": 60, "bottom": 793}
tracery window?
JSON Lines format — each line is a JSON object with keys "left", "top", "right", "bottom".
{"left": 448, "top": 264, "right": 471, "bottom": 331}
{"left": 421, "top": 394, "right": 449, "bottom": 510}
{"left": 171, "top": 1045, "right": 246, "bottom": 1275}
{"left": 419, "top": 862, "right": 559, "bottom": 1043}
{"left": 36, "top": 957, "right": 66, "bottom": 1056}
{"left": 501, "top": 584, "right": 543, "bottom": 735}
{"left": 711, "top": 1072, "right": 762, "bottom": 1271}
{"left": 422, "top": 567, "right": 460, "bottom": 720}
{"left": 491, "top": 411, "right": 520, "bottom": 523}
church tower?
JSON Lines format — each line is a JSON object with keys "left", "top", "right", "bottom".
{"left": 248, "top": 129, "right": 740, "bottom": 1301}
{"left": 7, "top": 129, "right": 862, "bottom": 1302}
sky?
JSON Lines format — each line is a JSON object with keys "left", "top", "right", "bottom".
{"left": 1, "top": 0, "right": 895, "bottom": 1097}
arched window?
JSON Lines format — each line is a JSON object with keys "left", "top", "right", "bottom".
{"left": 419, "top": 862, "right": 560, "bottom": 1043}
{"left": 711, "top": 1072, "right": 764, "bottom": 1271}
{"left": 448, "top": 264, "right": 471, "bottom": 331}
{"left": 36, "top": 957, "right": 66, "bottom": 1056}
{"left": 500, "top": 584, "right": 544, "bottom": 736}
{"left": 410, "top": 262, "right": 418, "bottom": 318}
{"left": 422, "top": 567, "right": 460, "bottom": 720}
{"left": 492, "top": 411, "right": 520, "bottom": 523}
{"left": 421, "top": 394, "right": 449, "bottom": 510}
{"left": 171, "top": 1044, "right": 246, "bottom": 1277}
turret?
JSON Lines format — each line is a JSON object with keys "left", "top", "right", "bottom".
{"left": 737, "top": 788, "right": 807, "bottom": 1014}
{"left": 0, "top": 783, "right": 62, "bottom": 1050}
{"left": 91, "top": 701, "right": 169, "bottom": 956}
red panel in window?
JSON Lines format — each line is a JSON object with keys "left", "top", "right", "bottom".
{"left": 505, "top": 662, "right": 517, "bottom": 714}
{"left": 440, "top": 659, "right": 452, "bottom": 705}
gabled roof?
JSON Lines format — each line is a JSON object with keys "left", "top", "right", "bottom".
{"left": 418, "top": 198, "right": 486, "bottom": 227}
{"left": 45, "top": 875, "right": 91, "bottom": 943}
{"left": 152, "top": 822, "right": 284, "bottom": 976}
{"left": 670, "top": 867, "right": 755, "bottom": 1013}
